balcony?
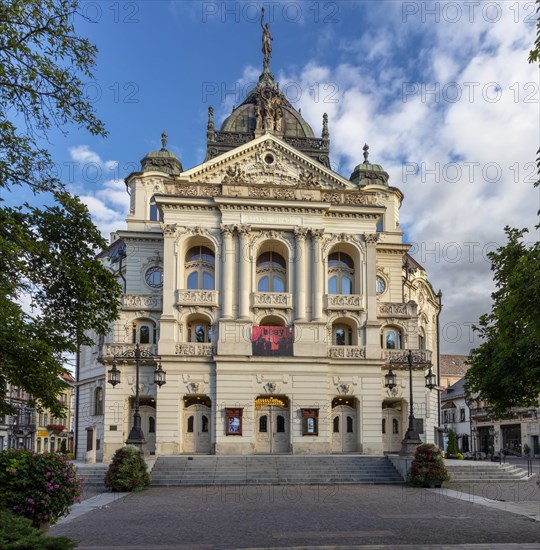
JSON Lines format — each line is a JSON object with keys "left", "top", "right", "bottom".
{"left": 122, "top": 294, "right": 162, "bottom": 311}
{"left": 251, "top": 292, "right": 293, "bottom": 309}
{"left": 383, "top": 349, "right": 432, "bottom": 364}
{"left": 101, "top": 343, "right": 158, "bottom": 358}
{"left": 328, "top": 345, "right": 366, "bottom": 359}
{"left": 377, "top": 302, "right": 416, "bottom": 318}
{"left": 324, "top": 294, "right": 363, "bottom": 311}
{"left": 175, "top": 289, "right": 219, "bottom": 308}
{"left": 175, "top": 343, "right": 215, "bottom": 356}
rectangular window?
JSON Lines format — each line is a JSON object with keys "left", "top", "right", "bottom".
{"left": 86, "top": 428, "right": 93, "bottom": 452}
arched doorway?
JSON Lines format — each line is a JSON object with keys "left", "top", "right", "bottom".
{"left": 128, "top": 397, "right": 156, "bottom": 455}
{"left": 254, "top": 395, "right": 290, "bottom": 453}
{"left": 182, "top": 395, "right": 211, "bottom": 453}
{"left": 382, "top": 400, "right": 403, "bottom": 453}
{"left": 331, "top": 397, "right": 357, "bottom": 452}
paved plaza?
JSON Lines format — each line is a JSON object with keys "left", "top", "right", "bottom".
{"left": 51, "top": 479, "right": 540, "bottom": 549}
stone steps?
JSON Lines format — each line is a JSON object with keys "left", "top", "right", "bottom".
{"left": 150, "top": 455, "right": 403, "bottom": 486}
{"left": 445, "top": 463, "right": 531, "bottom": 483}
{"left": 75, "top": 464, "right": 109, "bottom": 487}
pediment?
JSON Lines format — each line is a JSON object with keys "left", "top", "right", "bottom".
{"left": 181, "top": 134, "right": 355, "bottom": 191}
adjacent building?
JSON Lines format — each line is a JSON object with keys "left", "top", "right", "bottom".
{"left": 77, "top": 22, "right": 442, "bottom": 463}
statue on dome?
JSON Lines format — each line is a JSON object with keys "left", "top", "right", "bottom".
{"left": 260, "top": 7, "right": 272, "bottom": 70}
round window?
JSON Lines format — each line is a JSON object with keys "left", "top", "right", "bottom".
{"left": 264, "top": 153, "right": 275, "bottom": 165}
{"left": 145, "top": 266, "right": 163, "bottom": 288}
{"left": 376, "top": 276, "right": 386, "bottom": 295}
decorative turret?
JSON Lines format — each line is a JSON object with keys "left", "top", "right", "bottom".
{"left": 322, "top": 113, "right": 329, "bottom": 150}
{"left": 349, "top": 144, "right": 389, "bottom": 186}
{"left": 141, "top": 131, "right": 183, "bottom": 176}
{"left": 207, "top": 106, "right": 215, "bottom": 142}
{"left": 205, "top": 9, "right": 330, "bottom": 168}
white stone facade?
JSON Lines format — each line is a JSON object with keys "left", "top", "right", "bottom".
{"left": 76, "top": 131, "right": 442, "bottom": 462}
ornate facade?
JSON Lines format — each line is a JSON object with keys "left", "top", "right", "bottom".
{"left": 77, "top": 22, "right": 441, "bottom": 462}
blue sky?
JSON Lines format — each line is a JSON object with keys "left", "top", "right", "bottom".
{"left": 8, "top": 1, "right": 539, "bottom": 354}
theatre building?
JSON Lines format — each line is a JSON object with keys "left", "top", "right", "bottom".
{"left": 77, "top": 25, "right": 441, "bottom": 463}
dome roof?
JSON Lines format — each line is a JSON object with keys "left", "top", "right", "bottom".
{"left": 349, "top": 144, "right": 389, "bottom": 186}
{"left": 141, "top": 132, "right": 183, "bottom": 176}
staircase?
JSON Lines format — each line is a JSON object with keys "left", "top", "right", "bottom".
{"left": 150, "top": 455, "right": 403, "bottom": 486}
{"left": 75, "top": 463, "right": 108, "bottom": 487}
{"left": 444, "top": 461, "right": 533, "bottom": 483}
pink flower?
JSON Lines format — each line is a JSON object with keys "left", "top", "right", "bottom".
{"left": 11, "top": 468, "right": 16, "bottom": 474}
{"left": 27, "top": 498, "right": 34, "bottom": 504}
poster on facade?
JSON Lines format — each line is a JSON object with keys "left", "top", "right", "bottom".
{"left": 228, "top": 417, "right": 241, "bottom": 434}
{"left": 252, "top": 326, "right": 294, "bottom": 356}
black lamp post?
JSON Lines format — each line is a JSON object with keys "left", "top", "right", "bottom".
{"left": 384, "top": 349, "right": 436, "bottom": 455}
{"left": 107, "top": 343, "right": 166, "bottom": 451}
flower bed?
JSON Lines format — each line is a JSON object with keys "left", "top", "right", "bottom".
{"left": 408, "top": 443, "right": 450, "bottom": 487}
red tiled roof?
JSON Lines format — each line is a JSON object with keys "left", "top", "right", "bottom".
{"left": 440, "top": 354, "right": 470, "bottom": 376}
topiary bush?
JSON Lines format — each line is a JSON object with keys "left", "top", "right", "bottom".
{"left": 408, "top": 443, "right": 450, "bottom": 487}
{"left": 105, "top": 445, "right": 150, "bottom": 492}
{"left": 0, "top": 508, "right": 76, "bottom": 549}
{"left": 446, "top": 429, "right": 459, "bottom": 457}
{"left": 0, "top": 450, "right": 81, "bottom": 527}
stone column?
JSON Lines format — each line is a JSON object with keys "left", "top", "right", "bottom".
{"left": 311, "top": 229, "right": 324, "bottom": 321}
{"left": 237, "top": 224, "right": 251, "bottom": 320}
{"left": 220, "top": 225, "right": 235, "bottom": 319}
{"left": 364, "top": 233, "right": 380, "bottom": 358}
{"left": 294, "top": 227, "right": 308, "bottom": 321}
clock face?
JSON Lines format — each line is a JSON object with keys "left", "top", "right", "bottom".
{"left": 376, "top": 276, "right": 386, "bottom": 295}
{"left": 145, "top": 266, "right": 163, "bottom": 288}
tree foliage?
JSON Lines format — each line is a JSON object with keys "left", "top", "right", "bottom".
{"left": 465, "top": 228, "right": 540, "bottom": 416}
{"left": 0, "top": 0, "right": 121, "bottom": 416}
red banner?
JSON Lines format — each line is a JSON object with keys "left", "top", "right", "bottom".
{"left": 252, "top": 326, "right": 294, "bottom": 356}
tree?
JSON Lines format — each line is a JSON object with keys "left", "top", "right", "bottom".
{"left": 0, "top": 0, "right": 121, "bottom": 416}
{"left": 465, "top": 228, "right": 540, "bottom": 416}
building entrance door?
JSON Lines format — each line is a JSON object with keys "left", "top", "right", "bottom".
{"left": 331, "top": 397, "right": 357, "bottom": 452}
{"left": 182, "top": 396, "right": 211, "bottom": 453}
{"left": 254, "top": 396, "right": 290, "bottom": 453}
{"left": 138, "top": 405, "right": 156, "bottom": 454}
{"left": 382, "top": 403, "right": 402, "bottom": 453}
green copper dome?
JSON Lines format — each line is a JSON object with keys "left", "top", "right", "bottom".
{"left": 141, "top": 132, "right": 183, "bottom": 176}
{"left": 349, "top": 144, "right": 389, "bottom": 186}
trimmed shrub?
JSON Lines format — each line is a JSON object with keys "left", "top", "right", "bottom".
{"left": 105, "top": 445, "right": 150, "bottom": 492}
{"left": 408, "top": 443, "right": 450, "bottom": 487}
{"left": 0, "top": 450, "right": 81, "bottom": 527}
{"left": 0, "top": 508, "right": 76, "bottom": 549}
{"left": 446, "top": 429, "right": 459, "bottom": 456}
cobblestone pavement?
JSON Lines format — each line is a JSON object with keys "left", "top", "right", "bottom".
{"left": 51, "top": 484, "right": 540, "bottom": 549}
{"left": 448, "top": 475, "right": 540, "bottom": 502}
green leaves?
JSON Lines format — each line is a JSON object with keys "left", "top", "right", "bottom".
{"left": 465, "top": 228, "right": 540, "bottom": 417}
{"left": 0, "top": 1, "right": 121, "bottom": 415}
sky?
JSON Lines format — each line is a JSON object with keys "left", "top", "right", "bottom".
{"left": 10, "top": 0, "right": 539, "bottom": 356}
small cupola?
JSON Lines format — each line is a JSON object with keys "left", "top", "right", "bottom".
{"left": 140, "top": 131, "right": 183, "bottom": 176}
{"left": 349, "top": 144, "right": 389, "bottom": 186}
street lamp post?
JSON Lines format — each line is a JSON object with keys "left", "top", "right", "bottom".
{"left": 107, "top": 343, "right": 166, "bottom": 452}
{"left": 384, "top": 349, "right": 437, "bottom": 456}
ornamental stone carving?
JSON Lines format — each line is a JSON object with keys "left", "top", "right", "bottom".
{"left": 328, "top": 346, "right": 366, "bottom": 359}
{"left": 252, "top": 292, "right": 293, "bottom": 309}
{"left": 223, "top": 163, "right": 246, "bottom": 185}
{"left": 175, "top": 343, "right": 215, "bottom": 356}
{"left": 176, "top": 290, "right": 219, "bottom": 308}
{"left": 122, "top": 295, "right": 162, "bottom": 311}
{"left": 377, "top": 302, "right": 412, "bottom": 317}
{"left": 325, "top": 294, "right": 363, "bottom": 310}
{"left": 364, "top": 233, "right": 379, "bottom": 245}
{"left": 293, "top": 226, "right": 309, "bottom": 238}
{"left": 299, "top": 170, "right": 319, "bottom": 188}
{"left": 220, "top": 224, "right": 236, "bottom": 236}
{"left": 310, "top": 228, "right": 325, "bottom": 240}
{"left": 383, "top": 349, "right": 432, "bottom": 365}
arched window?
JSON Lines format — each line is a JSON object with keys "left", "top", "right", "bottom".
{"left": 202, "top": 415, "right": 209, "bottom": 433}
{"left": 333, "top": 416, "right": 340, "bottom": 433}
{"left": 94, "top": 387, "right": 103, "bottom": 416}
{"left": 276, "top": 415, "right": 285, "bottom": 433}
{"left": 332, "top": 323, "right": 353, "bottom": 346}
{"left": 259, "top": 416, "right": 267, "bottom": 433}
{"left": 382, "top": 418, "right": 386, "bottom": 434}
{"left": 149, "top": 417, "right": 156, "bottom": 433}
{"left": 383, "top": 327, "right": 403, "bottom": 350}
{"left": 256, "top": 251, "right": 286, "bottom": 292}
{"left": 328, "top": 252, "right": 354, "bottom": 294}
{"left": 187, "top": 320, "right": 213, "bottom": 343}
{"left": 419, "top": 328, "right": 426, "bottom": 350}
{"left": 393, "top": 419, "right": 399, "bottom": 434}
{"left": 133, "top": 321, "right": 158, "bottom": 345}
{"left": 187, "top": 416, "right": 194, "bottom": 433}
{"left": 185, "top": 246, "right": 215, "bottom": 290}
{"left": 346, "top": 416, "right": 353, "bottom": 433}
{"left": 149, "top": 196, "right": 162, "bottom": 222}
